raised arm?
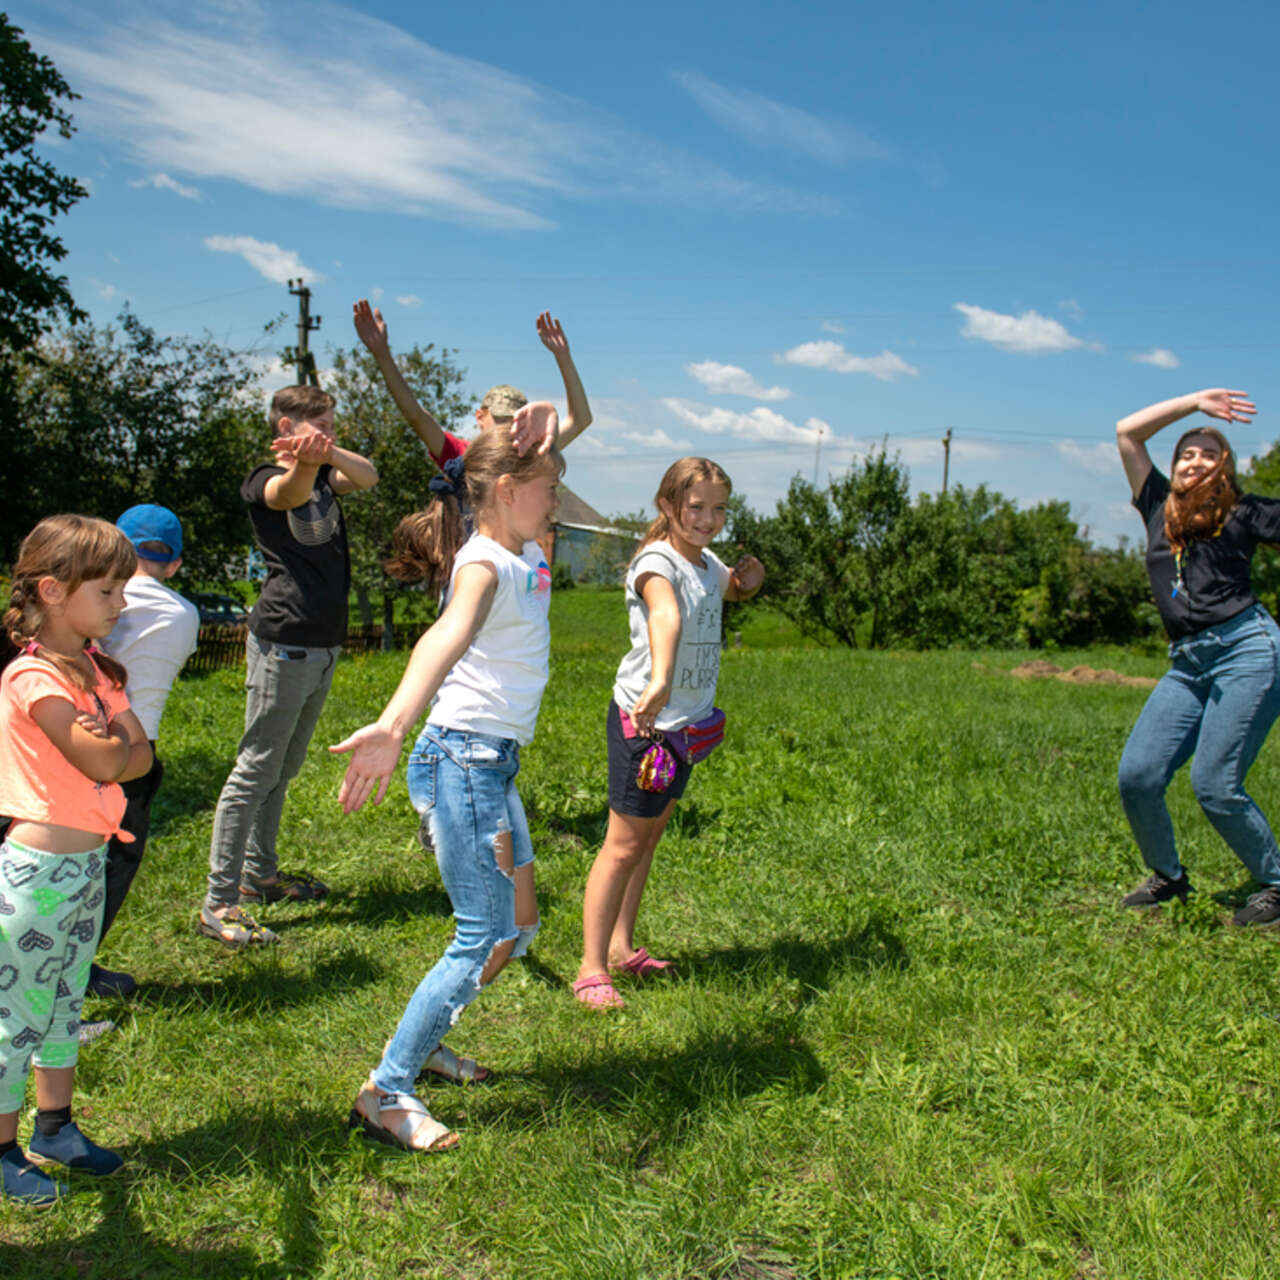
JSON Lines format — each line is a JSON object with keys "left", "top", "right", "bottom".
{"left": 1116, "top": 389, "right": 1255, "bottom": 498}
{"left": 629, "top": 572, "right": 682, "bottom": 736}
{"left": 329, "top": 562, "right": 498, "bottom": 812}
{"left": 536, "top": 312, "right": 592, "bottom": 448}
{"left": 353, "top": 298, "right": 451, "bottom": 459}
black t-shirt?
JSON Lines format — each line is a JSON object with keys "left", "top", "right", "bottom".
{"left": 1134, "top": 468, "right": 1280, "bottom": 640}
{"left": 242, "top": 462, "right": 349, "bottom": 647}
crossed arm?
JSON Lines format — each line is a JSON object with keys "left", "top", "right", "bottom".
{"left": 31, "top": 696, "right": 152, "bottom": 784}
{"left": 265, "top": 432, "right": 378, "bottom": 508}
{"left": 329, "top": 562, "right": 498, "bottom": 813}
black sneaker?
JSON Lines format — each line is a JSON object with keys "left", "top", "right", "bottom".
{"left": 1122, "top": 871, "right": 1193, "bottom": 908}
{"left": 1232, "top": 885, "right": 1280, "bottom": 927}
{"left": 87, "top": 963, "right": 137, "bottom": 998}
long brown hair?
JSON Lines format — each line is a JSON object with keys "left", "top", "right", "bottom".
{"left": 1163, "top": 426, "right": 1241, "bottom": 552}
{"left": 4, "top": 514, "right": 136, "bottom": 691}
{"left": 635, "top": 457, "right": 732, "bottom": 557}
{"left": 383, "top": 432, "right": 564, "bottom": 593}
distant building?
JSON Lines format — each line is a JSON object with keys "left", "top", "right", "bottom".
{"left": 540, "top": 486, "right": 639, "bottom": 583}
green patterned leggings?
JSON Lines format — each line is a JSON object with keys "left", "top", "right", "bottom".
{"left": 0, "top": 838, "right": 105, "bottom": 1111}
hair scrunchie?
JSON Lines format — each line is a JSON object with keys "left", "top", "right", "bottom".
{"left": 428, "top": 455, "right": 466, "bottom": 499}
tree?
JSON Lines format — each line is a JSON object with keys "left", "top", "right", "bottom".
{"left": 1240, "top": 443, "right": 1280, "bottom": 616}
{"left": 0, "top": 14, "right": 87, "bottom": 354}
{"left": 327, "top": 342, "right": 473, "bottom": 641}
{"left": 5, "top": 310, "right": 265, "bottom": 579}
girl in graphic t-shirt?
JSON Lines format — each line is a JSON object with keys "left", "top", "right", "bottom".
{"left": 1115, "top": 388, "right": 1280, "bottom": 926}
{"left": 330, "top": 413, "right": 562, "bottom": 1154}
{"left": 573, "top": 458, "right": 764, "bottom": 1009}
{"left": 0, "top": 515, "right": 152, "bottom": 1205}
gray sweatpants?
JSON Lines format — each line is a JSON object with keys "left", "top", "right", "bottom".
{"left": 205, "top": 632, "right": 339, "bottom": 909}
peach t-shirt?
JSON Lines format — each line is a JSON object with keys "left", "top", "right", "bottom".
{"left": 0, "top": 652, "right": 131, "bottom": 842}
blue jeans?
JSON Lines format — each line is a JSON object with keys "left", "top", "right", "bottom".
{"left": 1118, "top": 604, "right": 1280, "bottom": 885}
{"left": 373, "top": 726, "right": 535, "bottom": 1096}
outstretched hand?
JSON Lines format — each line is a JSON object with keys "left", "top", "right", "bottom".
{"left": 730, "top": 554, "right": 765, "bottom": 598}
{"left": 536, "top": 312, "right": 570, "bottom": 357}
{"left": 329, "top": 724, "right": 404, "bottom": 814}
{"left": 1196, "top": 389, "right": 1255, "bottom": 424}
{"left": 510, "top": 400, "right": 560, "bottom": 457}
{"left": 353, "top": 299, "right": 389, "bottom": 354}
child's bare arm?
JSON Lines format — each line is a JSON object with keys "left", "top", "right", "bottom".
{"left": 31, "top": 696, "right": 130, "bottom": 782}
{"left": 264, "top": 433, "right": 329, "bottom": 510}
{"left": 510, "top": 402, "right": 559, "bottom": 457}
{"left": 111, "top": 707, "right": 154, "bottom": 783}
{"left": 629, "top": 573, "right": 682, "bottom": 735}
{"left": 330, "top": 563, "right": 498, "bottom": 812}
{"left": 353, "top": 298, "right": 451, "bottom": 457}
{"left": 328, "top": 446, "right": 379, "bottom": 494}
{"left": 536, "top": 313, "right": 592, "bottom": 447}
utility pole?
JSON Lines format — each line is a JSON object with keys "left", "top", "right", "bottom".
{"left": 941, "top": 426, "right": 953, "bottom": 494}
{"left": 813, "top": 424, "right": 824, "bottom": 486}
{"left": 287, "top": 279, "right": 321, "bottom": 386}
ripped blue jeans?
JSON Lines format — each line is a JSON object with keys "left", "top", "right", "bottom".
{"left": 373, "top": 725, "right": 536, "bottom": 1097}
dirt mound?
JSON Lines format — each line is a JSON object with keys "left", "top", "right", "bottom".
{"left": 1006, "top": 660, "right": 1157, "bottom": 689}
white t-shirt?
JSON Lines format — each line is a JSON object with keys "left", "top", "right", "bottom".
{"left": 100, "top": 573, "right": 200, "bottom": 740}
{"left": 428, "top": 534, "right": 551, "bottom": 745}
{"left": 612, "top": 541, "right": 730, "bottom": 732}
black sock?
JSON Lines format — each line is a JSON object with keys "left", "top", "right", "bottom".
{"left": 34, "top": 1106, "right": 72, "bottom": 1137}
{"left": 0, "top": 1139, "right": 17, "bottom": 1157}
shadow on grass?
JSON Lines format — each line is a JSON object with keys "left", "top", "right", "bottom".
{"left": 1, "top": 1105, "right": 342, "bottom": 1280}
{"left": 269, "top": 881, "right": 454, "bottom": 932}
{"left": 693, "top": 914, "right": 910, "bottom": 1002}
{"left": 538, "top": 798, "right": 725, "bottom": 851}
{"left": 511, "top": 914, "right": 909, "bottom": 999}
{"left": 465, "top": 1025, "right": 826, "bottom": 1130}
{"left": 134, "top": 947, "right": 385, "bottom": 1013}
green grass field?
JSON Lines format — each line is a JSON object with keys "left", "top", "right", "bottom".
{"left": 4, "top": 591, "right": 1280, "bottom": 1278}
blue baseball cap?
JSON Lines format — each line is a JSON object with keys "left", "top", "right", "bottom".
{"left": 116, "top": 504, "right": 183, "bottom": 562}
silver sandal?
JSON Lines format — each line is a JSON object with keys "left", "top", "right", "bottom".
{"left": 348, "top": 1075, "right": 457, "bottom": 1153}
{"left": 418, "top": 1043, "right": 492, "bottom": 1086}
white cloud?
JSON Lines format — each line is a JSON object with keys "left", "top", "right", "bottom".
{"left": 203, "top": 235, "right": 324, "bottom": 284}
{"left": 684, "top": 361, "right": 790, "bottom": 401}
{"left": 624, "top": 429, "right": 688, "bottom": 451}
{"left": 954, "top": 303, "right": 1102, "bottom": 355}
{"left": 128, "top": 170, "right": 201, "bottom": 199}
{"left": 1058, "top": 298, "right": 1083, "bottom": 320}
{"left": 820, "top": 319, "right": 845, "bottom": 334}
{"left": 396, "top": 295, "right": 423, "bottom": 307}
{"left": 672, "top": 70, "right": 893, "bottom": 166}
{"left": 662, "top": 398, "right": 830, "bottom": 445}
{"left": 91, "top": 280, "right": 116, "bottom": 299}
{"left": 370, "top": 287, "right": 384, "bottom": 302}
{"left": 776, "top": 340, "right": 919, "bottom": 382}
{"left": 35, "top": 2, "right": 831, "bottom": 230}
{"left": 1055, "top": 440, "right": 1116, "bottom": 475}
{"left": 1131, "top": 347, "right": 1180, "bottom": 369}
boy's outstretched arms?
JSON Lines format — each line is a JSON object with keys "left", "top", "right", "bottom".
{"left": 726, "top": 554, "right": 765, "bottom": 602}
{"left": 353, "top": 298, "right": 453, "bottom": 460}
{"left": 537, "top": 312, "right": 592, "bottom": 448}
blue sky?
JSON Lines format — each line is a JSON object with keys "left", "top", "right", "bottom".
{"left": 19, "top": 0, "right": 1280, "bottom": 543}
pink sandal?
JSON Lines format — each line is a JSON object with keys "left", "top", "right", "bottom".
{"left": 572, "top": 973, "right": 625, "bottom": 1010}
{"left": 611, "top": 947, "right": 673, "bottom": 979}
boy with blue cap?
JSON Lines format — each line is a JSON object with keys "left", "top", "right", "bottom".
{"left": 92, "top": 504, "right": 199, "bottom": 1007}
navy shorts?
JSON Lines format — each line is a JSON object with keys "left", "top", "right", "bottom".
{"left": 606, "top": 700, "right": 693, "bottom": 817}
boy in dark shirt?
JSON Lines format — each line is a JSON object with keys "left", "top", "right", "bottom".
{"left": 200, "top": 386, "right": 377, "bottom": 947}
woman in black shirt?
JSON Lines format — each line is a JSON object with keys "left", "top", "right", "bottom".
{"left": 1116, "top": 388, "right": 1280, "bottom": 925}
